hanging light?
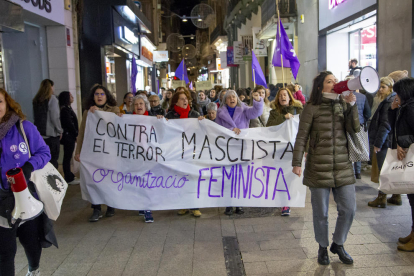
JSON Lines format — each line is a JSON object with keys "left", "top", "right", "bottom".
{"left": 182, "top": 16, "right": 188, "bottom": 22}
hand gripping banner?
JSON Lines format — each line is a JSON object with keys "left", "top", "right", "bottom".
{"left": 80, "top": 111, "right": 306, "bottom": 210}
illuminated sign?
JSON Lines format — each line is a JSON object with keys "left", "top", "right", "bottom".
{"left": 121, "top": 26, "right": 138, "bottom": 44}
{"left": 329, "top": 0, "right": 347, "bottom": 9}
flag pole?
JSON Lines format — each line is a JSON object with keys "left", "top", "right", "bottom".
{"left": 277, "top": 3, "right": 285, "bottom": 86}
{"left": 253, "top": 69, "right": 256, "bottom": 87}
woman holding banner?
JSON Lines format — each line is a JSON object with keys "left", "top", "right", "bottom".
{"left": 74, "top": 84, "right": 121, "bottom": 222}
{"left": 215, "top": 90, "right": 264, "bottom": 216}
{"left": 165, "top": 88, "right": 204, "bottom": 217}
{"left": 388, "top": 78, "right": 414, "bottom": 252}
{"left": 267, "top": 87, "right": 303, "bottom": 216}
{"left": 292, "top": 71, "right": 360, "bottom": 266}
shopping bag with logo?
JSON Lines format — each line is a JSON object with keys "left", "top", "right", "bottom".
{"left": 379, "top": 144, "right": 414, "bottom": 194}
{"left": 17, "top": 121, "right": 67, "bottom": 220}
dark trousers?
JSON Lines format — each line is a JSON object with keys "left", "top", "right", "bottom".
{"left": 44, "top": 136, "right": 60, "bottom": 169}
{"left": 408, "top": 194, "right": 414, "bottom": 232}
{"left": 0, "top": 216, "right": 42, "bottom": 276}
{"left": 62, "top": 138, "right": 76, "bottom": 182}
{"left": 91, "top": 204, "right": 114, "bottom": 212}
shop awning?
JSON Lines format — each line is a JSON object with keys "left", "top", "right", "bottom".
{"left": 0, "top": 0, "right": 24, "bottom": 32}
{"left": 256, "top": 18, "right": 295, "bottom": 40}
{"left": 114, "top": 0, "right": 152, "bottom": 33}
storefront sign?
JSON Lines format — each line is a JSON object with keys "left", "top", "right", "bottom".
{"left": 196, "top": 81, "right": 212, "bottom": 90}
{"left": 216, "top": 58, "right": 221, "bottom": 71}
{"left": 10, "top": 0, "right": 64, "bottom": 25}
{"left": 361, "top": 26, "right": 376, "bottom": 44}
{"left": 79, "top": 112, "right": 306, "bottom": 210}
{"left": 153, "top": 51, "right": 169, "bottom": 62}
{"left": 66, "top": 28, "right": 71, "bottom": 46}
{"left": 329, "top": 0, "right": 348, "bottom": 9}
{"left": 141, "top": 46, "right": 153, "bottom": 62}
{"left": 253, "top": 27, "right": 267, "bottom": 57}
{"left": 121, "top": 26, "right": 138, "bottom": 44}
{"left": 242, "top": 36, "right": 253, "bottom": 61}
{"left": 140, "top": 35, "right": 155, "bottom": 66}
{"left": 220, "top": 51, "right": 228, "bottom": 69}
{"left": 172, "top": 80, "right": 186, "bottom": 88}
{"left": 233, "top": 41, "right": 244, "bottom": 64}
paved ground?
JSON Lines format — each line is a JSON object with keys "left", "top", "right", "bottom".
{"left": 14, "top": 169, "right": 414, "bottom": 276}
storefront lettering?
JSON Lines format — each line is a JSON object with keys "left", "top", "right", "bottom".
{"left": 141, "top": 46, "right": 153, "bottom": 62}
{"left": 329, "top": 0, "right": 347, "bottom": 10}
{"left": 21, "top": 0, "right": 52, "bottom": 13}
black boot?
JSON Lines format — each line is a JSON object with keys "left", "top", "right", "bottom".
{"left": 318, "top": 245, "right": 330, "bottom": 265}
{"left": 224, "top": 207, "right": 233, "bottom": 215}
{"left": 106, "top": 207, "right": 115, "bottom": 217}
{"left": 89, "top": 209, "right": 102, "bottom": 222}
{"left": 235, "top": 207, "right": 244, "bottom": 214}
{"left": 330, "top": 242, "right": 353, "bottom": 264}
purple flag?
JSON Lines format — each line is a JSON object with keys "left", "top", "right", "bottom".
{"left": 131, "top": 56, "right": 138, "bottom": 95}
{"left": 189, "top": 81, "right": 193, "bottom": 90}
{"left": 175, "top": 59, "right": 189, "bottom": 84}
{"left": 251, "top": 50, "right": 268, "bottom": 88}
{"left": 272, "top": 20, "right": 300, "bottom": 79}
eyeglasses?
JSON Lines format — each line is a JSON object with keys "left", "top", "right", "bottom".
{"left": 94, "top": 93, "right": 105, "bottom": 97}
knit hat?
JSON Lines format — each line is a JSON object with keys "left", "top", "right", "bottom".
{"left": 380, "top": 76, "right": 394, "bottom": 88}
{"left": 388, "top": 70, "right": 408, "bottom": 82}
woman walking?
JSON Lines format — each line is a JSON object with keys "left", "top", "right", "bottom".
{"left": 74, "top": 84, "right": 121, "bottom": 222}
{"left": 292, "top": 71, "right": 360, "bottom": 265}
{"left": 0, "top": 88, "right": 52, "bottom": 276}
{"left": 32, "top": 79, "right": 63, "bottom": 169}
{"left": 58, "top": 91, "right": 79, "bottom": 185}
{"left": 215, "top": 90, "right": 264, "bottom": 215}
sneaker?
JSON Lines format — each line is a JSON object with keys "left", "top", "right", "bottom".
{"left": 177, "top": 209, "right": 189, "bottom": 215}
{"left": 224, "top": 207, "right": 233, "bottom": 215}
{"left": 281, "top": 207, "right": 291, "bottom": 216}
{"left": 106, "top": 207, "right": 115, "bottom": 217}
{"left": 192, "top": 210, "right": 202, "bottom": 217}
{"left": 138, "top": 210, "right": 145, "bottom": 216}
{"left": 144, "top": 211, "right": 154, "bottom": 223}
{"left": 89, "top": 209, "right": 102, "bottom": 222}
{"left": 26, "top": 268, "right": 40, "bottom": 276}
{"left": 68, "top": 178, "right": 80, "bottom": 185}
{"left": 355, "top": 173, "right": 361, "bottom": 179}
{"left": 235, "top": 207, "right": 244, "bottom": 214}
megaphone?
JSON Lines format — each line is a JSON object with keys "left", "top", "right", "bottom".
{"left": 334, "top": 66, "right": 380, "bottom": 94}
{"left": 6, "top": 168, "right": 43, "bottom": 224}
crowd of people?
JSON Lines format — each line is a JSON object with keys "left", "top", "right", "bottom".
{"left": 0, "top": 58, "right": 414, "bottom": 275}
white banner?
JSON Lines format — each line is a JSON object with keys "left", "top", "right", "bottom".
{"left": 233, "top": 41, "right": 244, "bottom": 64}
{"left": 196, "top": 81, "right": 213, "bottom": 90}
{"left": 80, "top": 111, "right": 306, "bottom": 210}
{"left": 253, "top": 27, "right": 268, "bottom": 57}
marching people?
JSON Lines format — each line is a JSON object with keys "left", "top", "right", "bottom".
{"left": 267, "top": 87, "right": 303, "bottom": 216}
{"left": 119, "top": 92, "right": 134, "bottom": 114}
{"left": 292, "top": 71, "right": 360, "bottom": 265}
{"left": 191, "top": 91, "right": 204, "bottom": 115}
{"left": 165, "top": 88, "right": 204, "bottom": 217}
{"left": 197, "top": 90, "right": 211, "bottom": 115}
{"left": 236, "top": 88, "right": 248, "bottom": 103}
{"left": 32, "top": 79, "right": 63, "bottom": 169}
{"left": 208, "top": 89, "right": 217, "bottom": 102}
{"left": 205, "top": 102, "right": 217, "bottom": 122}
{"left": 287, "top": 84, "right": 306, "bottom": 105}
{"left": 0, "top": 88, "right": 54, "bottom": 276}
{"left": 161, "top": 89, "right": 173, "bottom": 111}
{"left": 250, "top": 85, "right": 271, "bottom": 128}
{"left": 131, "top": 94, "right": 164, "bottom": 223}
{"left": 148, "top": 95, "right": 166, "bottom": 116}
{"left": 74, "top": 84, "right": 121, "bottom": 222}
{"left": 388, "top": 77, "right": 414, "bottom": 252}
{"left": 216, "top": 90, "right": 227, "bottom": 108}
{"left": 58, "top": 91, "right": 79, "bottom": 185}
{"left": 367, "top": 77, "right": 397, "bottom": 208}
{"left": 215, "top": 90, "right": 264, "bottom": 215}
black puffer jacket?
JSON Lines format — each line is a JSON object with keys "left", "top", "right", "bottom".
{"left": 165, "top": 109, "right": 200, "bottom": 119}
{"left": 389, "top": 98, "right": 414, "bottom": 149}
{"left": 368, "top": 92, "right": 396, "bottom": 149}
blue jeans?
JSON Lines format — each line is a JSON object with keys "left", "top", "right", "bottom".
{"left": 310, "top": 184, "right": 356, "bottom": 247}
{"left": 353, "top": 162, "right": 361, "bottom": 174}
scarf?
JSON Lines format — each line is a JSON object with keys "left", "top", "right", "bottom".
{"left": 322, "top": 92, "right": 339, "bottom": 100}
{"left": 198, "top": 98, "right": 211, "bottom": 108}
{"left": 227, "top": 106, "right": 236, "bottom": 118}
{"left": 0, "top": 113, "right": 20, "bottom": 141}
{"left": 96, "top": 103, "right": 106, "bottom": 109}
{"left": 133, "top": 110, "right": 149, "bottom": 116}
{"left": 174, "top": 104, "right": 190, "bottom": 118}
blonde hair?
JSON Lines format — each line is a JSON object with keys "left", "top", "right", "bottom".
{"left": 378, "top": 76, "right": 394, "bottom": 100}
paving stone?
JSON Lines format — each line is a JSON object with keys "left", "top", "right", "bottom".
{"left": 244, "top": 262, "right": 268, "bottom": 274}
{"left": 242, "top": 248, "right": 308, "bottom": 263}
{"left": 388, "top": 265, "right": 414, "bottom": 276}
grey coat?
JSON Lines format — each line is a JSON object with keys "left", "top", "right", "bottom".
{"left": 45, "top": 95, "right": 63, "bottom": 137}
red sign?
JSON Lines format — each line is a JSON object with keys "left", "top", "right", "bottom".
{"left": 66, "top": 28, "right": 71, "bottom": 46}
{"left": 361, "top": 26, "right": 376, "bottom": 44}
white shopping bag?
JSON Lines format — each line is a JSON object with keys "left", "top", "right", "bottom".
{"left": 379, "top": 144, "right": 414, "bottom": 194}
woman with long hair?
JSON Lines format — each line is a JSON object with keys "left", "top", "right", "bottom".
{"left": 292, "top": 71, "right": 359, "bottom": 266}
{"left": 0, "top": 88, "right": 53, "bottom": 276}
{"left": 119, "top": 92, "right": 134, "bottom": 114}
{"left": 161, "top": 89, "right": 173, "bottom": 111}
{"left": 58, "top": 91, "right": 79, "bottom": 185}
{"left": 32, "top": 79, "right": 62, "bottom": 169}
{"left": 74, "top": 84, "right": 120, "bottom": 222}
{"left": 197, "top": 90, "right": 211, "bottom": 115}
{"left": 249, "top": 85, "right": 271, "bottom": 127}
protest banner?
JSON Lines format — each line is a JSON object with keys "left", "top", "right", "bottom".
{"left": 196, "top": 81, "right": 213, "bottom": 90}
{"left": 171, "top": 80, "right": 186, "bottom": 89}
{"left": 80, "top": 111, "right": 306, "bottom": 210}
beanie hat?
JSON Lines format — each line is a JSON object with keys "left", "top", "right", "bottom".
{"left": 388, "top": 70, "right": 408, "bottom": 82}
{"left": 380, "top": 76, "right": 394, "bottom": 88}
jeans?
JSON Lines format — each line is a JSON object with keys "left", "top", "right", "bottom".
{"left": 62, "top": 138, "right": 76, "bottom": 182}
{"left": 310, "top": 184, "right": 356, "bottom": 248}
{"left": 353, "top": 162, "right": 361, "bottom": 174}
{"left": 0, "top": 216, "right": 42, "bottom": 276}
{"left": 408, "top": 194, "right": 414, "bottom": 232}
{"left": 44, "top": 136, "right": 60, "bottom": 169}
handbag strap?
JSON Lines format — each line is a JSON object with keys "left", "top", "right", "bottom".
{"left": 16, "top": 120, "right": 32, "bottom": 158}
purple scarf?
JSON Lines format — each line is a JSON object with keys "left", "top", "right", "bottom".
{"left": 0, "top": 113, "right": 20, "bottom": 141}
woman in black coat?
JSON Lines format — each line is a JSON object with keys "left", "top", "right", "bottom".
{"left": 58, "top": 91, "right": 79, "bottom": 184}
{"left": 388, "top": 78, "right": 414, "bottom": 252}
